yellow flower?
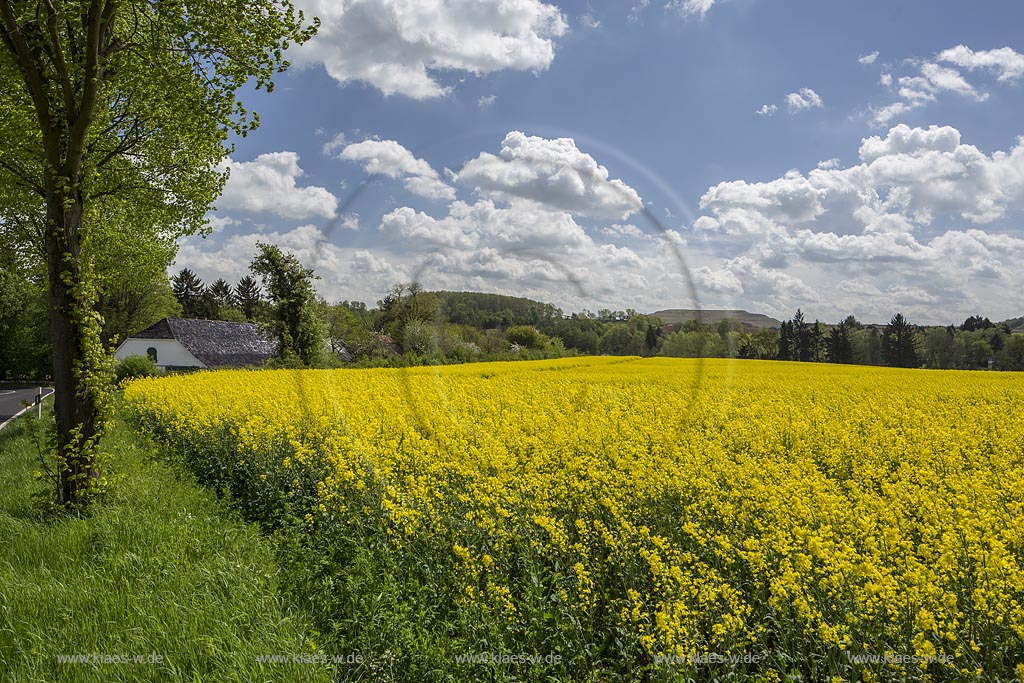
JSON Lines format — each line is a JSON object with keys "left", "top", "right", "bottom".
{"left": 123, "top": 358, "right": 1024, "bottom": 667}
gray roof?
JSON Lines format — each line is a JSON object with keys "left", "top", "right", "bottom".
{"left": 133, "top": 318, "right": 277, "bottom": 368}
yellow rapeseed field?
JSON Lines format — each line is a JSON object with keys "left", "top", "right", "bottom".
{"left": 124, "top": 358, "right": 1024, "bottom": 682}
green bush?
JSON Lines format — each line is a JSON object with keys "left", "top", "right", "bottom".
{"left": 401, "top": 320, "right": 437, "bottom": 356}
{"left": 115, "top": 354, "right": 161, "bottom": 383}
{"left": 505, "top": 325, "right": 544, "bottom": 349}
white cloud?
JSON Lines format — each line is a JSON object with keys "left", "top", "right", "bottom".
{"left": 339, "top": 139, "right": 455, "bottom": 200}
{"left": 870, "top": 101, "right": 909, "bottom": 126}
{"left": 919, "top": 62, "right": 985, "bottom": 99}
{"left": 869, "top": 45, "right": 1021, "bottom": 126}
{"left": 206, "top": 215, "right": 237, "bottom": 232}
{"left": 374, "top": 197, "right": 664, "bottom": 305}
{"left": 755, "top": 104, "right": 777, "bottom": 117}
{"left": 175, "top": 225, "right": 406, "bottom": 304}
{"left": 380, "top": 199, "right": 588, "bottom": 250}
{"left": 689, "top": 125, "right": 1024, "bottom": 321}
{"left": 291, "top": 0, "right": 567, "bottom": 99}
{"left": 456, "top": 131, "right": 644, "bottom": 220}
{"left": 938, "top": 45, "right": 1024, "bottom": 82}
{"left": 785, "top": 87, "right": 823, "bottom": 112}
{"left": 338, "top": 213, "right": 360, "bottom": 230}
{"left": 872, "top": 62, "right": 987, "bottom": 125}
{"left": 856, "top": 123, "right": 961, "bottom": 161}
{"left": 628, "top": 0, "right": 650, "bottom": 22}
{"left": 698, "top": 124, "right": 1024, "bottom": 236}
{"left": 217, "top": 152, "right": 338, "bottom": 220}
{"left": 478, "top": 94, "right": 498, "bottom": 107}
{"left": 665, "top": 0, "right": 715, "bottom": 19}
{"left": 321, "top": 132, "right": 348, "bottom": 157}
{"left": 578, "top": 12, "right": 600, "bottom": 28}
{"left": 858, "top": 51, "right": 880, "bottom": 65}
{"left": 600, "top": 223, "right": 649, "bottom": 239}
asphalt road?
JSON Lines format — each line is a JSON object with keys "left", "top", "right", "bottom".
{"left": 0, "top": 387, "right": 53, "bottom": 430}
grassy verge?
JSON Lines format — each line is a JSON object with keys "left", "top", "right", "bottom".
{"left": 0, "top": 404, "right": 334, "bottom": 682}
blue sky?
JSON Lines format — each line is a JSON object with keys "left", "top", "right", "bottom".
{"left": 176, "top": 0, "right": 1024, "bottom": 324}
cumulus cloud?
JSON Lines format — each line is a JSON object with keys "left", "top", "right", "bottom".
{"left": 217, "top": 152, "right": 338, "bottom": 220}
{"left": 870, "top": 45, "right": 1021, "bottom": 126}
{"left": 698, "top": 124, "right": 1024, "bottom": 236}
{"left": 338, "top": 213, "right": 361, "bottom": 230}
{"left": 321, "top": 132, "right": 348, "bottom": 157}
{"left": 291, "top": 0, "right": 567, "bottom": 99}
{"left": 175, "top": 225, "right": 406, "bottom": 304}
{"left": 478, "top": 94, "right": 498, "bottom": 107}
{"left": 206, "top": 215, "right": 238, "bottom": 232}
{"left": 600, "top": 223, "right": 648, "bottom": 239}
{"left": 689, "top": 125, "right": 1024, "bottom": 321}
{"left": 380, "top": 199, "right": 588, "bottom": 250}
{"left": 456, "top": 131, "right": 644, "bottom": 219}
{"left": 786, "top": 87, "right": 823, "bottom": 112}
{"left": 665, "top": 0, "right": 715, "bottom": 19}
{"left": 339, "top": 139, "right": 455, "bottom": 200}
{"left": 938, "top": 45, "right": 1024, "bottom": 82}
{"left": 873, "top": 62, "right": 979, "bottom": 125}
{"left": 919, "top": 62, "right": 985, "bottom": 99}
{"left": 755, "top": 104, "right": 778, "bottom": 116}
{"left": 375, "top": 197, "right": 659, "bottom": 304}
{"left": 858, "top": 51, "right": 880, "bottom": 65}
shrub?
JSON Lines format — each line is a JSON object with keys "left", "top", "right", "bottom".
{"left": 115, "top": 354, "right": 161, "bottom": 384}
{"left": 401, "top": 320, "right": 437, "bottom": 357}
{"left": 505, "top": 325, "right": 544, "bottom": 349}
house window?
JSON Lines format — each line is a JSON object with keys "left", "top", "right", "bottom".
{"left": 146, "top": 347, "right": 158, "bottom": 363}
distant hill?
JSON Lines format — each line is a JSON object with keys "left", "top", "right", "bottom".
{"left": 1001, "top": 316, "right": 1024, "bottom": 333}
{"left": 651, "top": 309, "right": 782, "bottom": 330}
{"left": 432, "top": 291, "right": 561, "bottom": 328}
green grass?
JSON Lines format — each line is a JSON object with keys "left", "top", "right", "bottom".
{"left": 0, "top": 404, "right": 335, "bottom": 682}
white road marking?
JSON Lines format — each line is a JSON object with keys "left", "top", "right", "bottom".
{"left": 0, "top": 389, "right": 54, "bottom": 432}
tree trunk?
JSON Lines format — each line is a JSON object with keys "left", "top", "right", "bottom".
{"left": 44, "top": 176, "right": 101, "bottom": 504}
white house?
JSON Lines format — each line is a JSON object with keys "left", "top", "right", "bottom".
{"left": 114, "top": 318, "right": 277, "bottom": 370}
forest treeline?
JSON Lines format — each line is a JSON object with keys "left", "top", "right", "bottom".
{"left": 3, "top": 249, "right": 1023, "bottom": 378}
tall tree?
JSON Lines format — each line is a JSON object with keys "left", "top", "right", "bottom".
{"left": 827, "top": 320, "right": 854, "bottom": 364}
{"left": 171, "top": 267, "right": 209, "bottom": 318}
{"left": 778, "top": 320, "right": 793, "bottom": 361}
{"left": 960, "top": 315, "right": 994, "bottom": 332}
{"left": 851, "top": 327, "right": 882, "bottom": 365}
{"left": 98, "top": 274, "right": 180, "bottom": 345}
{"left": 234, "top": 275, "right": 263, "bottom": 321}
{"left": 208, "top": 278, "right": 234, "bottom": 310}
{"left": 882, "top": 313, "right": 919, "bottom": 368}
{"left": 791, "top": 309, "right": 813, "bottom": 362}
{"left": 809, "top": 320, "right": 826, "bottom": 362}
{"left": 644, "top": 323, "right": 659, "bottom": 354}
{"left": 325, "top": 301, "right": 372, "bottom": 358}
{"left": 921, "top": 326, "right": 956, "bottom": 369}
{"left": 0, "top": 0, "right": 317, "bottom": 505}
{"left": 250, "top": 242, "right": 324, "bottom": 366}
{"left": 378, "top": 282, "right": 440, "bottom": 338}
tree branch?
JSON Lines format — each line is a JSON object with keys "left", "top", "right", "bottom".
{"left": 0, "top": 157, "right": 46, "bottom": 196}
{"left": 41, "top": 0, "right": 75, "bottom": 115}
{"left": 67, "top": 0, "right": 114, "bottom": 178}
{"left": 0, "top": 0, "right": 56, "bottom": 159}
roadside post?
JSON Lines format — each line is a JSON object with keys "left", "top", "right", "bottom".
{"left": 36, "top": 387, "right": 42, "bottom": 419}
